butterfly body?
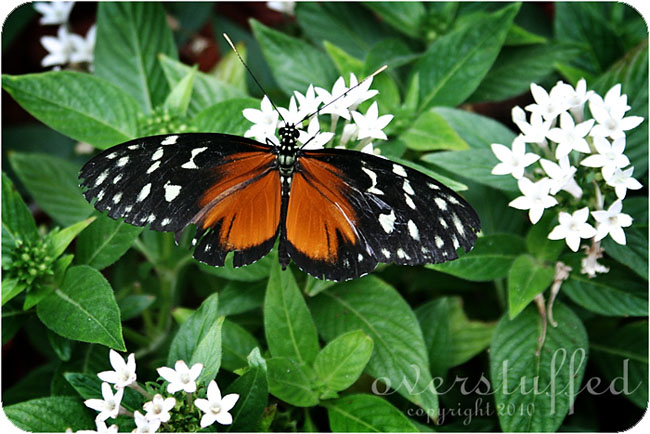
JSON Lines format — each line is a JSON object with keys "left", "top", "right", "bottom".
{"left": 80, "top": 129, "right": 480, "bottom": 281}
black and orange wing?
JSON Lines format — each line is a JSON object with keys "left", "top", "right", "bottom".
{"left": 284, "top": 148, "right": 480, "bottom": 281}
{"left": 79, "top": 133, "right": 281, "bottom": 267}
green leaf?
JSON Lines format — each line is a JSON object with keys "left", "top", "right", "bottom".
{"left": 602, "top": 226, "right": 648, "bottom": 280}
{"left": 221, "top": 319, "right": 260, "bottom": 373}
{"left": 159, "top": 54, "right": 246, "bottom": 117}
{"left": 225, "top": 366, "right": 269, "bottom": 432}
{"left": 313, "top": 330, "right": 374, "bottom": 393}
{"left": 212, "top": 42, "right": 248, "bottom": 92}
{"left": 310, "top": 276, "right": 438, "bottom": 416}
{"left": 218, "top": 280, "right": 265, "bottom": 316}
{"left": 2, "top": 172, "right": 38, "bottom": 250}
{"left": 390, "top": 156, "right": 468, "bottom": 192}
{"left": 196, "top": 248, "right": 275, "bottom": 282}
{"left": 326, "top": 393, "right": 419, "bottom": 432}
{"left": 266, "top": 357, "right": 319, "bottom": 407}
{"left": 365, "top": 38, "right": 420, "bottom": 73}
{"left": 4, "top": 396, "right": 95, "bottom": 432}
{"left": 64, "top": 372, "right": 144, "bottom": 412}
{"left": 36, "top": 265, "right": 125, "bottom": 350}
{"left": 429, "top": 234, "right": 527, "bottom": 281}
{"left": 507, "top": 254, "right": 555, "bottom": 319}
{"left": 422, "top": 148, "right": 519, "bottom": 193}
{"left": 192, "top": 98, "right": 259, "bottom": 136}
{"left": 416, "top": 297, "right": 496, "bottom": 377}
{"left": 164, "top": 66, "right": 196, "bottom": 116}
{"left": 75, "top": 213, "right": 143, "bottom": 270}
{"left": 525, "top": 213, "right": 565, "bottom": 263}
{"left": 2, "top": 72, "right": 140, "bottom": 148}
{"left": 168, "top": 293, "right": 223, "bottom": 383}
{"left": 2, "top": 277, "right": 26, "bottom": 306}
{"left": 47, "top": 217, "right": 95, "bottom": 258}
{"left": 433, "top": 107, "right": 516, "bottom": 150}
{"left": 362, "top": 2, "right": 426, "bottom": 39}
{"left": 264, "top": 263, "right": 319, "bottom": 365}
{"left": 416, "top": 4, "right": 520, "bottom": 110}
{"left": 118, "top": 294, "right": 155, "bottom": 321}
{"left": 94, "top": 2, "right": 177, "bottom": 113}
{"left": 23, "top": 283, "right": 54, "bottom": 311}
{"left": 323, "top": 41, "right": 364, "bottom": 77}
{"left": 9, "top": 152, "right": 94, "bottom": 226}
{"left": 504, "top": 24, "right": 547, "bottom": 45}
{"left": 251, "top": 19, "right": 338, "bottom": 96}
{"left": 401, "top": 108, "right": 469, "bottom": 151}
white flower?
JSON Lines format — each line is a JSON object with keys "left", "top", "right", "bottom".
{"left": 277, "top": 96, "right": 303, "bottom": 127}
{"left": 267, "top": 1, "right": 295, "bottom": 15}
{"left": 157, "top": 360, "right": 203, "bottom": 394}
{"left": 581, "top": 242, "right": 609, "bottom": 278}
{"left": 340, "top": 123, "right": 359, "bottom": 147}
{"left": 69, "top": 25, "right": 96, "bottom": 64}
{"left": 34, "top": 2, "right": 74, "bottom": 25}
{"left": 513, "top": 108, "right": 552, "bottom": 144}
{"left": 315, "top": 76, "right": 354, "bottom": 120}
{"left": 346, "top": 73, "right": 378, "bottom": 110}
{"left": 547, "top": 207, "right": 597, "bottom": 252}
{"left": 589, "top": 90, "right": 643, "bottom": 139}
{"left": 490, "top": 136, "right": 540, "bottom": 179}
{"left": 133, "top": 410, "right": 160, "bottom": 433}
{"left": 84, "top": 382, "right": 124, "bottom": 421}
{"left": 298, "top": 117, "right": 333, "bottom": 150}
{"left": 591, "top": 200, "right": 633, "bottom": 245}
{"left": 525, "top": 82, "right": 570, "bottom": 121}
{"left": 539, "top": 157, "right": 582, "bottom": 199}
{"left": 143, "top": 394, "right": 176, "bottom": 423}
{"left": 194, "top": 380, "right": 240, "bottom": 427}
{"left": 40, "top": 25, "right": 74, "bottom": 67}
{"left": 360, "top": 142, "right": 376, "bottom": 155}
{"left": 97, "top": 349, "right": 137, "bottom": 389}
{"left": 293, "top": 85, "right": 321, "bottom": 119}
{"left": 562, "top": 78, "right": 593, "bottom": 122}
{"left": 509, "top": 177, "right": 558, "bottom": 224}
{"left": 351, "top": 101, "right": 393, "bottom": 140}
{"left": 546, "top": 111, "right": 594, "bottom": 158}
{"left": 605, "top": 166, "right": 643, "bottom": 199}
{"left": 243, "top": 96, "right": 279, "bottom": 143}
{"left": 95, "top": 417, "right": 119, "bottom": 433}
{"left": 580, "top": 136, "right": 630, "bottom": 179}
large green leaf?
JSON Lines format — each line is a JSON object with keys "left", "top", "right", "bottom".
{"left": 508, "top": 254, "right": 555, "bottom": 319}
{"left": 9, "top": 152, "right": 94, "bottom": 226}
{"left": 251, "top": 19, "right": 338, "bottom": 96}
{"left": 75, "top": 213, "right": 143, "bottom": 270}
{"left": 37, "top": 265, "right": 125, "bottom": 350}
{"left": 415, "top": 4, "right": 519, "bottom": 110}
{"left": 432, "top": 107, "right": 516, "bottom": 150}
{"left": 602, "top": 226, "right": 648, "bottom": 280}
{"left": 490, "top": 303, "right": 588, "bottom": 431}
{"left": 94, "top": 2, "right": 177, "bottom": 112}
{"left": 400, "top": 108, "right": 469, "bottom": 151}
{"left": 2, "top": 72, "right": 140, "bottom": 148}
{"left": 4, "top": 396, "right": 95, "bottom": 432}
{"left": 362, "top": 2, "right": 426, "bottom": 39}
{"left": 225, "top": 366, "right": 269, "bottom": 432}
{"left": 266, "top": 357, "right": 319, "bottom": 407}
{"left": 326, "top": 394, "right": 419, "bottom": 432}
{"left": 221, "top": 319, "right": 259, "bottom": 373}
{"left": 264, "top": 263, "right": 319, "bottom": 365}
{"left": 2, "top": 172, "right": 38, "bottom": 255}
{"left": 192, "top": 98, "right": 259, "bottom": 136}
{"left": 310, "top": 276, "right": 438, "bottom": 416}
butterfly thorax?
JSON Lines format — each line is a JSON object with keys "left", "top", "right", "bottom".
{"left": 277, "top": 125, "right": 299, "bottom": 190}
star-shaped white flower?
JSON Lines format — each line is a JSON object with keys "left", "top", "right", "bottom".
{"left": 490, "top": 136, "right": 540, "bottom": 179}
{"left": 539, "top": 157, "right": 582, "bottom": 199}
{"left": 293, "top": 85, "right": 321, "bottom": 119}
{"left": 243, "top": 96, "right": 279, "bottom": 143}
{"left": 547, "top": 207, "right": 597, "bottom": 252}
{"left": 525, "top": 82, "right": 570, "bottom": 121}
{"left": 34, "top": 2, "right": 74, "bottom": 25}
{"left": 563, "top": 78, "right": 594, "bottom": 122}
{"left": 580, "top": 136, "right": 630, "bottom": 179}
{"left": 591, "top": 200, "right": 633, "bottom": 245}
{"left": 277, "top": 96, "right": 303, "bottom": 127}
{"left": 41, "top": 25, "right": 74, "bottom": 67}
{"left": 605, "top": 166, "right": 643, "bottom": 199}
{"left": 298, "top": 117, "right": 334, "bottom": 150}
{"left": 133, "top": 410, "right": 161, "bottom": 433}
{"left": 513, "top": 107, "right": 552, "bottom": 145}
{"left": 143, "top": 394, "right": 176, "bottom": 423}
{"left": 93, "top": 416, "right": 119, "bottom": 434}
{"left": 346, "top": 73, "right": 378, "bottom": 111}
{"left": 195, "top": 380, "right": 240, "bottom": 428}
{"left": 157, "top": 360, "right": 203, "bottom": 394}
{"left": 267, "top": 1, "right": 295, "bottom": 15}
{"left": 315, "top": 76, "right": 354, "bottom": 120}
{"left": 360, "top": 142, "right": 376, "bottom": 155}
{"left": 351, "top": 101, "right": 392, "bottom": 141}
{"left": 97, "top": 349, "right": 137, "bottom": 389}
{"left": 509, "top": 177, "right": 558, "bottom": 224}
{"left": 69, "top": 25, "right": 96, "bottom": 65}
{"left": 588, "top": 90, "right": 643, "bottom": 139}
{"left": 84, "top": 382, "right": 124, "bottom": 421}
{"left": 546, "top": 111, "right": 594, "bottom": 158}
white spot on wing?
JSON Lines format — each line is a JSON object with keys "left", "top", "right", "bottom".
{"left": 146, "top": 161, "right": 161, "bottom": 174}
{"left": 112, "top": 192, "right": 122, "bottom": 204}
{"left": 161, "top": 135, "right": 179, "bottom": 145}
{"left": 137, "top": 183, "right": 151, "bottom": 202}
{"left": 452, "top": 236, "right": 460, "bottom": 250}
{"left": 358, "top": 253, "right": 364, "bottom": 262}
{"left": 362, "top": 167, "right": 384, "bottom": 195}
{"left": 397, "top": 248, "right": 411, "bottom": 260}
{"left": 117, "top": 156, "right": 129, "bottom": 167}
{"left": 392, "top": 164, "right": 407, "bottom": 177}
{"left": 405, "top": 195, "right": 416, "bottom": 209}
{"left": 128, "top": 144, "right": 139, "bottom": 150}
{"left": 382, "top": 248, "right": 391, "bottom": 258}
{"left": 452, "top": 213, "right": 466, "bottom": 236}
{"left": 113, "top": 174, "right": 123, "bottom": 184}
{"left": 378, "top": 210, "right": 396, "bottom": 234}
{"left": 181, "top": 147, "right": 207, "bottom": 169}
{"left": 95, "top": 170, "right": 109, "bottom": 187}
{"left": 435, "top": 236, "right": 444, "bottom": 248}
{"left": 161, "top": 218, "right": 171, "bottom": 226}
{"left": 124, "top": 205, "right": 132, "bottom": 213}
{"left": 164, "top": 182, "right": 182, "bottom": 202}
{"left": 96, "top": 189, "right": 105, "bottom": 201}
{"left": 427, "top": 182, "right": 440, "bottom": 190}
{"left": 403, "top": 179, "right": 415, "bottom": 196}
{"left": 407, "top": 220, "right": 420, "bottom": 240}
{"left": 152, "top": 147, "right": 164, "bottom": 160}
{"left": 448, "top": 196, "right": 460, "bottom": 205}
{"left": 106, "top": 152, "right": 118, "bottom": 159}
{"left": 434, "top": 198, "right": 448, "bottom": 211}
{"left": 439, "top": 218, "right": 448, "bottom": 228}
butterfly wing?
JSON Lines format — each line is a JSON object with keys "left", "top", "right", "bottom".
{"left": 79, "top": 133, "right": 281, "bottom": 267}
{"left": 284, "top": 148, "right": 480, "bottom": 280}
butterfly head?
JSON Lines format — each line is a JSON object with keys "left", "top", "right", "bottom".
{"left": 278, "top": 125, "right": 299, "bottom": 145}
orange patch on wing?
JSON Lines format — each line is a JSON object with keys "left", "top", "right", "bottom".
{"left": 197, "top": 152, "right": 281, "bottom": 250}
{"left": 286, "top": 158, "right": 358, "bottom": 262}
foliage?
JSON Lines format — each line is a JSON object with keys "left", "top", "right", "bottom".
{"left": 2, "top": 2, "right": 647, "bottom": 433}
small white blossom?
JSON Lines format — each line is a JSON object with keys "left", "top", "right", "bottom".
{"left": 539, "top": 157, "right": 582, "bottom": 199}
{"left": 591, "top": 200, "right": 633, "bottom": 245}
{"left": 340, "top": 123, "right": 359, "bottom": 147}
{"left": 69, "top": 24, "right": 96, "bottom": 64}
{"left": 84, "top": 382, "right": 124, "bottom": 421}
{"left": 605, "top": 166, "right": 643, "bottom": 199}
{"left": 562, "top": 78, "right": 594, "bottom": 122}
{"left": 293, "top": 85, "right": 321, "bottom": 119}
{"left": 243, "top": 96, "right": 279, "bottom": 143}
{"left": 360, "top": 142, "right": 376, "bottom": 155}
{"left": 546, "top": 111, "right": 594, "bottom": 158}
{"left": 34, "top": 2, "right": 74, "bottom": 25}
{"left": 513, "top": 108, "right": 552, "bottom": 145}
{"left": 195, "top": 380, "right": 240, "bottom": 427}
{"left": 548, "top": 207, "right": 597, "bottom": 252}
{"left": 157, "top": 360, "right": 203, "bottom": 394}
{"left": 589, "top": 90, "right": 643, "bottom": 139}
{"left": 315, "top": 76, "right": 354, "bottom": 120}
{"left": 490, "top": 136, "right": 540, "bottom": 179}
{"left": 277, "top": 96, "right": 303, "bottom": 126}
{"left": 346, "top": 73, "right": 378, "bottom": 110}
{"left": 525, "top": 81, "right": 570, "bottom": 121}
{"left": 40, "top": 25, "right": 74, "bottom": 67}
{"left": 94, "top": 417, "right": 119, "bottom": 433}
{"left": 97, "top": 349, "right": 137, "bottom": 389}
{"left": 143, "top": 394, "right": 175, "bottom": 423}
{"left": 298, "top": 118, "right": 334, "bottom": 150}
{"left": 267, "top": 1, "right": 295, "bottom": 15}
{"left": 133, "top": 410, "right": 160, "bottom": 433}
{"left": 580, "top": 136, "right": 630, "bottom": 179}
{"left": 509, "top": 177, "right": 558, "bottom": 224}
{"left": 351, "top": 101, "right": 393, "bottom": 140}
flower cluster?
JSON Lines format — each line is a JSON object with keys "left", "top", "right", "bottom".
{"left": 82, "top": 350, "right": 239, "bottom": 432}
{"left": 243, "top": 72, "right": 392, "bottom": 156}
{"left": 491, "top": 80, "right": 643, "bottom": 277}
{"left": 34, "top": 2, "right": 96, "bottom": 69}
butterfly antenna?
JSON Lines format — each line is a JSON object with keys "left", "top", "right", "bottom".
{"left": 223, "top": 33, "right": 286, "bottom": 124}
{"left": 301, "top": 65, "right": 387, "bottom": 123}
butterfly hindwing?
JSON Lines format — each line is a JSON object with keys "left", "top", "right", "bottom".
{"left": 79, "top": 133, "right": 281, "bottom": 268}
